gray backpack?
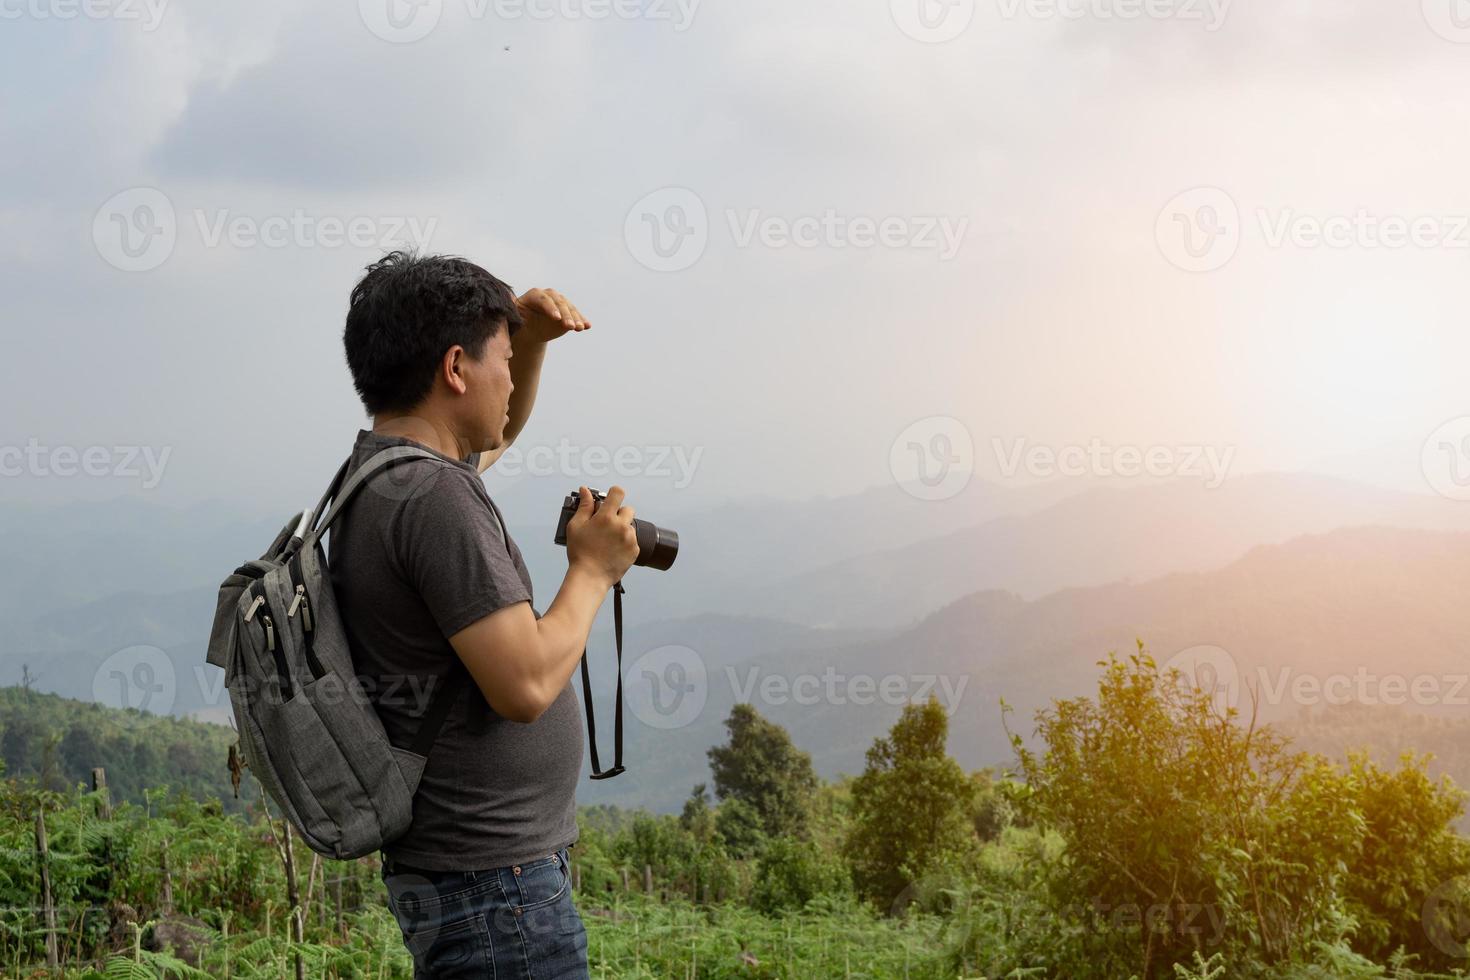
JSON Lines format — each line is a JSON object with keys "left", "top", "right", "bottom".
{"left": 206, "top": 445, "right": 469, "bottom": 859}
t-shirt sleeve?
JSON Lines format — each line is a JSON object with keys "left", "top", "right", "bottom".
{"left": 390, "top": 465, "right": 532, "bottom": 638}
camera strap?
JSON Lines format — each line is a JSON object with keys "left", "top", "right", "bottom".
{"left": 580, "top": 579, "right": 626, "bottom": 779}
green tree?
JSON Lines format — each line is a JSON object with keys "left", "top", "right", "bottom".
{"left": 713, "top": 796, "right": 766, "bottom": 859}
{"left": 707, "top": 703, "right": 817, "bottom": 840}
{"left": 751, "top": 836, "right": 851, "bottom": 914}
{"left": 680, "top": 782, "right": 718, "bottom": 844}
{"left": 844, "top": 698, "right": 978, "bottom": 911}
{"left": 1342, "top": 750, "right": 1470, "bottom": 968}
{"left": 1009, "top": 646, "right": 1362, "bottom": 978}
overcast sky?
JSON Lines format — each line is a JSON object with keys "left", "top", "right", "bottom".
{"left": 4, "top": 0, "right": 1470, "bottom": 517}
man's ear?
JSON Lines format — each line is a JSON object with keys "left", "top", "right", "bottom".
{"left": 442, "top": 345, "right": 468, "bottom": 396}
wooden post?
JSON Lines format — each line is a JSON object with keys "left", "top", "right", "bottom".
{"left": 620, "top": 868, "right": 630, "bottom": 892}
{"left": 643, "top": 865, "right": 653, "bottom": 895}
{"left": 283, "top": 823, "right": 306, "bottom": 980}
{"left": 91, "top": 768, "right": 112, "bottom": 820}
{"left": 334, "top": 874, "right": 344, "bottom": 939}
{"left": 160, "top": 838, "right": 175, "bottom": 915}
{"left": 35, "top": 810, "right": 58, "bottom": 970}
{"left": 571, "top": 860, "right": 581, "bottom": 893}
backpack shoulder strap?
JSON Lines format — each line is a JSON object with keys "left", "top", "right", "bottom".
{"left": 306, "top": 445, "right": 443, "bottom": 543}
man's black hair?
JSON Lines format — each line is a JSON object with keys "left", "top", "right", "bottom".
{"left": 343, "top": 251, "right": 522, "bottom": 415}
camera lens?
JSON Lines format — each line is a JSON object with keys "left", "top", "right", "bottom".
{"left": 634, "top": 520, "right": 679, "bottom": 571}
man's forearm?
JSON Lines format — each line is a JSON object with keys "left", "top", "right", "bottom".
{"left": 527, "top": 562, "right": 613, "bottom": 709}
{"left": 503, "top": 334, "right": 548, "bottom": 445}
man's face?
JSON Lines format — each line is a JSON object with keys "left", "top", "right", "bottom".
{"left": 461, "top": 327, "right": 514, "bottom": 450}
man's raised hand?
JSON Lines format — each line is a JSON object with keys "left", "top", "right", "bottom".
{"left": 516, "top": 287, "right": 591, "bottom": 344}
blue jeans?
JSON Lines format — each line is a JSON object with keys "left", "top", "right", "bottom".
{"left": 382, "top": 846, "right": 589, "bottom": 979}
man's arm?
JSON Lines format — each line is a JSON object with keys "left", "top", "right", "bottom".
{"left": 478, "top": 333, "right": 546, "bottom": 472}
{"left": 478, "top": 287, "right": 591, "bottom": 473}
{"left": 448, "top": 486, "right": 639, "bottom": 722}
{"left": 448, "top": 564, "right": 610, "bottom": 722}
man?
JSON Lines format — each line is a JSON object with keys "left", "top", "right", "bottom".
{"left": 331, "top": 250, "right": 638, "bottom": 978}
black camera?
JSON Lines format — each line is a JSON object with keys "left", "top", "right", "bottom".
{"left": 553, "top": 488, "right": 679, "bottom": 572}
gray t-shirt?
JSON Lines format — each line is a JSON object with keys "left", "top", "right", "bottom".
{"left": 329, "top": 429, "right": 582, "bottom": 871}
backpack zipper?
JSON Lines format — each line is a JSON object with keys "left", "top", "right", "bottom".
{"left": 287, "top": 555, "right": 327, "bottom": 681}
{"left": 247, "top": 582, "right": 293, "bottom": 701}
{"left": 244, "top": 595, "right": 266, "bottom": 622}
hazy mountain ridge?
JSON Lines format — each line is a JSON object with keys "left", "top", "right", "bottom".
{"left": 6, "top": 477, "right": 1470, "bottom": 816}
{"left": 580, "top": 524, "right": 1470, "bottom": 811}
{"left": 721, "top": 473, "right": 1470, "bottom": 627}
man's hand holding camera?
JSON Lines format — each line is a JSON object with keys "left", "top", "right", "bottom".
{"left": 564, "top": 485, "right": 639, "bottom": 589}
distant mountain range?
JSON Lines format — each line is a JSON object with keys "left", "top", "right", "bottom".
{"left": 4, "top": 473, "right": 1470, "bottom": 814}
{"left": 580, "top": 524, "right": 1470, "bottom": 811}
